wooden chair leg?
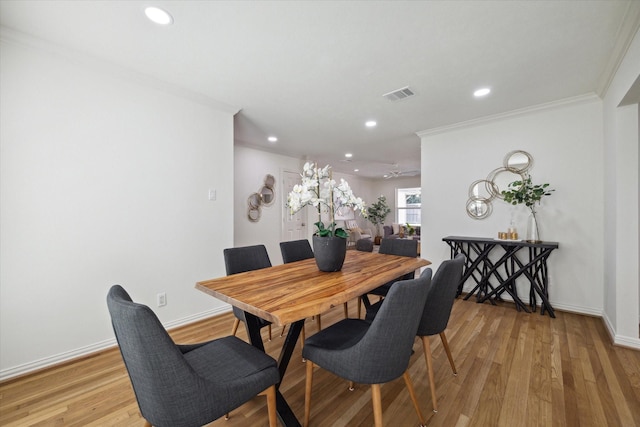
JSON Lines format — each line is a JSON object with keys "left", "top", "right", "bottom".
{"left": 304, "top": 360, "right": 315, "bottom": 427}
{"left": 403, "top": 371, "right": 426, "bottom": 426}
{"left": 357, "top": 297, "right": 362, "bottom": 318}
{"left": 348, "top": 381, "right": 355, "bottom": 391}
{"left": 301, "top": 324, "right": 306, "bottom": 360}
{"left": 439, "top": 332, "right": 457, "bottom": 375}
{"left": 267, "top": 324, "right": 272, "bottom": 341}
{"left": 316, "top": 314, "right": 322, "bottom": 331}
{"left": 343, "top": 302, "right": 349, "bottom": 318}
{"left": 421, "top": 336, "right": 438, "bottom": 412}
{"left": 265, "top": 384, "right": 277, "bottom": 427}
{"left": 231, "top": 318, "right": 240, "bottom": 336}
{"left": 280, "top": 324, "right": 287, "bottom": 337}
{"left": 371, "top": 384, "right": 383, "bottom": 427}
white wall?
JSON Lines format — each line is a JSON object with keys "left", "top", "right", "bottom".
{"left": 420, "top": 97, "right": 605, "bottom": 315}
{"left": 233, "top": 145, "right": 302, "bottom": 264}
{"left": 602, "top": 28, "right": 640, "bottom": 347}
{"left": 0, "top": 36, "right": 235, "bottom": 379}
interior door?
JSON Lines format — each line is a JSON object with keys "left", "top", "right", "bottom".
{"left": 282, "top": 170, "right": 308, "bottom": 241}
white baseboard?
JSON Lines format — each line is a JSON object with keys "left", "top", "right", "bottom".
{"left": 602, "top": 311, "right": 640, "bottom": 350}
{"left": 0, "top": 306, "right": 231, "bottom": 382}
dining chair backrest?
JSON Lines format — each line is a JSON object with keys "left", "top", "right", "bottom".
{"left": 378, "top": 238, "right": 419, "bottom": 281}
{"left": 341, "top": 268, "right": 432, "bottom": 384}
{"left": 223, "top": 245, "right": 273, "bottom": 329}
{"left": 107, "top": 285, "right": 209, "bottom": 425}
{"left": 223, "top": 244, "right": 272, "bottom": 275}
{"left": 378, "top": 238, "right": 419, "bottom": 257}
{"left": 417, "top": 254, "right": 465, "bottom": 337}
{"left": 355, "top": 238, "right": 374, "bottom": 252}
{"left": 280, "top": 239, "right": 314, "bottom": 264}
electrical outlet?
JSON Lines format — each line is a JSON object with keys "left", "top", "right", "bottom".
{"left": 157, "top": 292, "right": 167, "bottom": 307}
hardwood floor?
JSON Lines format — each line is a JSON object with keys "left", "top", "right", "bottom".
{"left": 1, "top": 298, "right": 639, "bottom": 427}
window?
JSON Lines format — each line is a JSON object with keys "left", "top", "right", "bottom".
{"left": 396, "top": 187, "right": 421, "bottom": 225}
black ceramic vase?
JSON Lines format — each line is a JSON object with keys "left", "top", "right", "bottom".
{"left": 312, "top": 235, "right": 347, "bottom": 272}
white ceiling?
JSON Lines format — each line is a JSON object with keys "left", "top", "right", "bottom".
{"left": 1, "top": 1, "right": 638, "bottom": 178}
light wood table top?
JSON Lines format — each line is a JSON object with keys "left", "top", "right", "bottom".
{"left": 196, "top": 250, "right": 430, "bottom": 326}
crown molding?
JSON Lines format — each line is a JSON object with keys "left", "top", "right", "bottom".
{"left": 416, "top": 93, "right": 600, "bottom": 138}
{"left": 596, "top": 1, "right": 640, "bottom": 97}
{"left": 0, "top": 26, "right": 240, "bottom": 115}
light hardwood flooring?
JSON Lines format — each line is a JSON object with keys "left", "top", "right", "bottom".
{"left": 1, "top": 298, "right": 640, "bottom": 427}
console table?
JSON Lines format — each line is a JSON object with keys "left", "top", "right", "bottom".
{"left": 442, "top": 236, "right": 559, "bottom": 317}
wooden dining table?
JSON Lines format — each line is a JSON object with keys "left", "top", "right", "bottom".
{"left": 196, "top": 249, "right": 430, "bottom": 427}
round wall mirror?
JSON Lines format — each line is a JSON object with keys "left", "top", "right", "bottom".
{"left": 468, "top": 179, "right": 496, "bottom": 202}
{"left": 248, "top": 207, "right": 261, "bottom": 222}
{"left": 248, "top": 193, "right": 261, "bottom": 209}
{"left": 504, "top": 150, "right": 533, "bottom": 173}
{"left": 466, "top": 199, "right": 492, "bottom": 219}
{"left": 486, "top": 167, "right": 524, "bottom": 200}
{"left": 264, "top": 174, "right": 275, "bottom": 189}
{"left": 465, "top": 150, "right": 534, "bottom": 219}
{"left": 260, "top": 186, "right": 274, "bottom": 205}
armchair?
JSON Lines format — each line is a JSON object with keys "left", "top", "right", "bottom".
{"left": 345, "top": 219, "right": 372, "bottom": 246}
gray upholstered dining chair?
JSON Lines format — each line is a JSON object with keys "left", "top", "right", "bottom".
{"left": 224, "top": 244, "right": 273, "bottom": 341}
{"left": 302, "top": 268, "right": 433, "bottom": 427}
{"left": 280, "top": 239, "right": 315, "bottom": 263}
{"left": 106, "top": 285, "right": 280, "bottom": 427}
{"left": 359, "top": 238, "right": 419, "bottom": 316}
{"left": 416, "top": 254, "right": 465, "bottom": 412}
{"left": 364, "top": 254, "right": 465, "bottom": 413}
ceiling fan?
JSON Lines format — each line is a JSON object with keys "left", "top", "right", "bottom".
{"left": 383, "top": 164, "right": 420, "bottom": 179}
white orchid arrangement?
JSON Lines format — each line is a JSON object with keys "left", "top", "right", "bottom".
{"left": 287, "top": 162, "right": 366, "bottom": 238}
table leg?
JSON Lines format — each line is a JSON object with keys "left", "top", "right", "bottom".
{"left": 244, "top": 313, "right": 304, "bottom": 427}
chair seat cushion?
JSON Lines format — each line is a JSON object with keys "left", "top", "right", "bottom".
{"left": 185, "top": 336, "right": 279, "bottom": 383}
{"left": 184, "top": 336, "right": 280, "bottom": 419}
{"left": 302, "top": 319, "right": 371, "bottom": 381}
{"left": 184, "top": 336, "right": 280, "bottom": 414}
{"left": 303, "top": 319, "right": 369, "bottom": 353}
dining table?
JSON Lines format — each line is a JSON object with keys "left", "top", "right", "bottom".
{"left": 196, "top": 249, "right": 430, "bottom": 427}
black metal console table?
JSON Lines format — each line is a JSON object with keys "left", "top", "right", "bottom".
{"left": 442, "top": 236, "right": 559, "bottom": 317}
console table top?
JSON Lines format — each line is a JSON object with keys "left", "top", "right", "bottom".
{"left": 443, "top": 235, "right": 559, "bottom": 249}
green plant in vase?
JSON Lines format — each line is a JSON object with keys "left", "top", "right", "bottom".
{"left": 367, "top": 195, "right": 391, "bottom": 239}
{"left": 405, "top": 223, "right": 415, "bottom": 236}
{"left": 501, "top": 174, "right": 554, "bottom": 242}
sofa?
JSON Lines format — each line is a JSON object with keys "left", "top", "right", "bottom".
{"left": 383, "top": 223, "right": 421, "bottom": 240}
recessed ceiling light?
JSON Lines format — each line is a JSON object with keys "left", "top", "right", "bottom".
{"left": 145, "top": 6, "right": 173, "bottom": 25}
{"left": 268, "top": 136, "right": 278, "bottom": 143}
{"left": 354, "top": 169, "right": 359, "bottom": 172}
{"left": 365, "top": 120, "right": 377, "bottom": 128}
{"left": 345, "top": 153, "right": 353, "bottom": 158}
{"left": 474, "top": 88, "right": 491, "bottom": 97}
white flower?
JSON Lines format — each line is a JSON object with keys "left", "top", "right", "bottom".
{"left": 286, "top": 163, "right": 367, "bottom": 236}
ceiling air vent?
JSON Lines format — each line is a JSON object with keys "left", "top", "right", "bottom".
{"left": 382, "top": 86, "right": 415, "bottom": 101}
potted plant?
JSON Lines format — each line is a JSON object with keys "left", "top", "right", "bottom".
{"left": 287, "top": 162, "right": 366, "bottom": 271}
{"left": 501, "top": 174, "right": 554, "bottom": 242}
{"left": 405, "top": 223, "right": 415, "bottom": 237}
{"left": 367, "top": 195, "right": 391, "bottom": 244}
